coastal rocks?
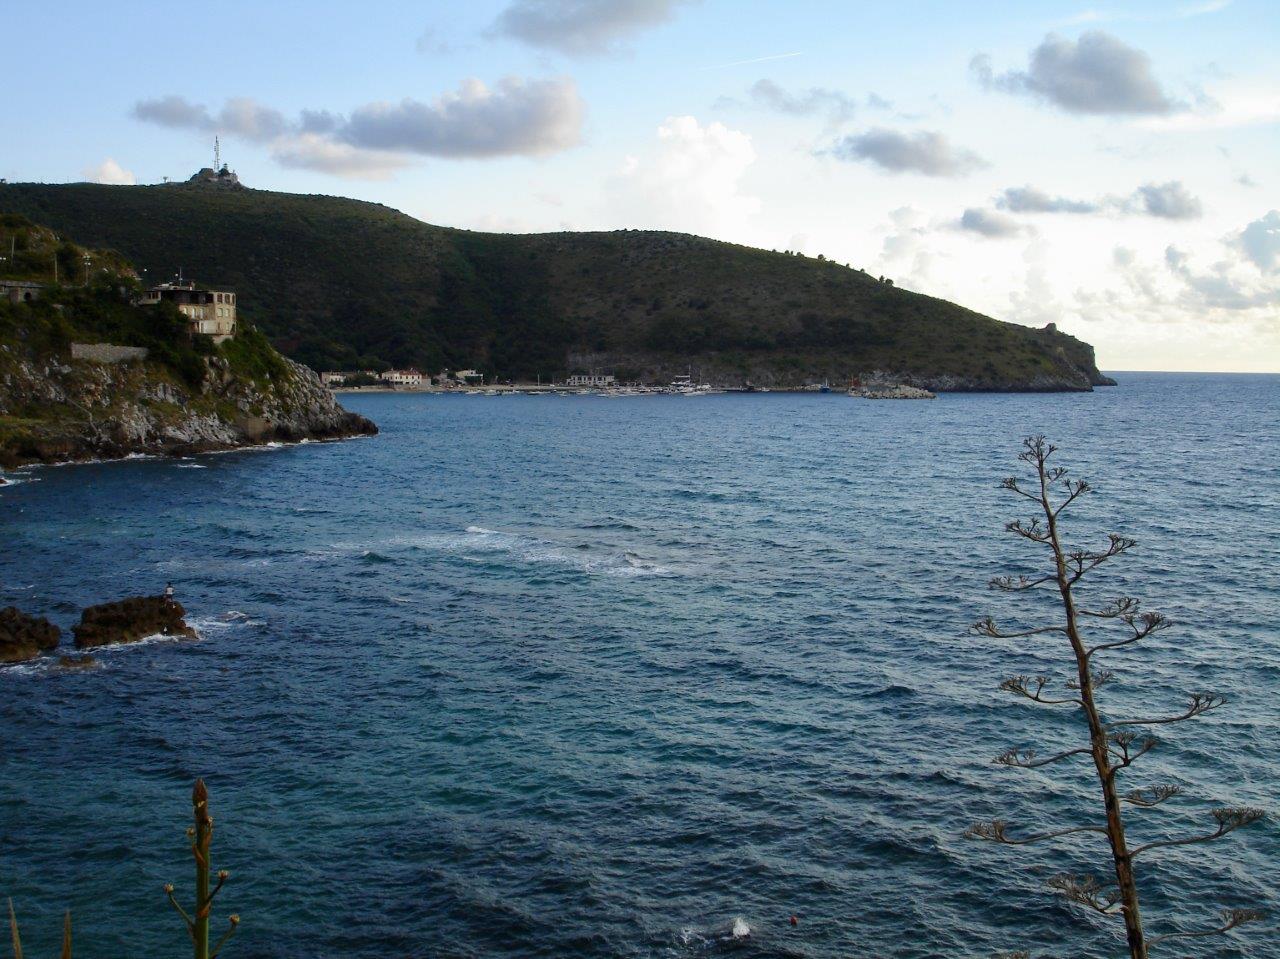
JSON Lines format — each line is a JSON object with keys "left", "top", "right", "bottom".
{"left": 0, "top": 606, "right": 61, "bottom": 663}
{"left": 0, "top": 346, "right": 376, "bottom": 467}
{"left": 73, "top": 596, "right": 197, "bottom": 649}
{"left": 852, "top": 384, "right": 937, "bottom": 400}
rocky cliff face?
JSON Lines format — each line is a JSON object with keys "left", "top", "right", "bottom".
{"left": 0, "top": 348, "right": 376, "bottom": 467}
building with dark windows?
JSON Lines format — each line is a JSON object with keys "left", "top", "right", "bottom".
{"left": 139, "top": 281, "right": 237, "bottom": 343}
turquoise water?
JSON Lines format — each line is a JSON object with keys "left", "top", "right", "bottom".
{"left": 1, "top": 375, "right": 1277, "bottom": 958}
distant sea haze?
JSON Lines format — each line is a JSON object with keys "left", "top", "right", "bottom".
{"left": 2, "top": 373, "right": 1277, "bottom": 957}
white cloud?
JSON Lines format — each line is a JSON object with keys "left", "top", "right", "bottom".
{"left": 131, "top": 79, "right": 586, "bottom": 179}
{"left": 998, "top": 186, "right": 1099, "bottom": 214}
{"left": 1235, "top": 210, "right": 1280, "bottom": 273}
{"left": 972, "top": 32, "right": 1181, "bottom": 115}
{"left": 489, "top": 0, "right": 696, "bottom": 55}
{"left": 958, "top": 207, "right": 1027, "bottom": 238}
{"left": 1133, "top": 180, "right": 1202, "bottom": 220}
{"left": 828, "top": 128, "right": 987, "bottom": 177}
{"left": 740, "top": 79, "right": 861, "bottom": 125}
{"left": 270, "top": 134, "right": 409, "bottom": 180}
{"left": 992, "top": 181, "right": 1203, "bottom": 220}
{"left": 874, "top": 206, "right": 940, "bottom": 289}
{"left": 1068, "top": 213, "right": 1280, "bottom": 343}
{"left": 607, "top": 116, "right": 760, "bottom": 239}
{"left": 132, "top": 96, "right": 286, "bottom": 142}
{"left": 341, "top": 78, "right": 584, "bottom": 158}
{"left": 1138, "top": 81, "right": 1280, "bottom": 131}
{"left": 83, "top": 158, "right": 135, "bottom": 185}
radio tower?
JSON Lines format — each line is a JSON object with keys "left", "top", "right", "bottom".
{"left": 214, "top": 136, "right": 221, "bottom": 172}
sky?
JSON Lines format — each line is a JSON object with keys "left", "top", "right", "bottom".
{"left": 4, "top": 0, "right": 1278, "bottom": 372}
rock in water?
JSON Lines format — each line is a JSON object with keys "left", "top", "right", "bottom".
{"left": 58, "top": 654, "right": 98, "bottom": 670}
{"left": 0, "top": 606, "right": 61, "bottom": 663}
{"left": 73, "top": 596, "right": 197, "bottom": 649}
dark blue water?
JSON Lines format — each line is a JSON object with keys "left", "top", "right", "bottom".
{"left": 2, "top": 374, "right": 1277, "bottom": 958}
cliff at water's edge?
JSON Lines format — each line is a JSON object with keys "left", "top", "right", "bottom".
{"left": 0, "top": 346, "right": 376, "bottom": 467}
{"left": 0, "top": 220, "right": 375, "bottom": 468}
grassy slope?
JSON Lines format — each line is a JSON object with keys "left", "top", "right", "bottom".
{"left": 0, "top": 182, "right": 1105, "bottom": 386}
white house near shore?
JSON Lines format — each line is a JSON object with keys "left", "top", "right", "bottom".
{"left": 380, "top": 369, "right": 424, "bottom": 387}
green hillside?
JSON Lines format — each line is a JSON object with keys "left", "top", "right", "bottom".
{"left": 0, "top": 180, "right": 1111, "bottom": 390}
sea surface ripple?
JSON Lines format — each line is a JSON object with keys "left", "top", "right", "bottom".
{"left": 1, "top": 374, "right": 1277, "bottom": 958}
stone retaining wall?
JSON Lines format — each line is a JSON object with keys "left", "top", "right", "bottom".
{"left": 71, "top": 343, "right": 149, "bottom": 363}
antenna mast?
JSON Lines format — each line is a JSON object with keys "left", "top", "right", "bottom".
{"left": 214, "top": 136, "right": 221, "bottom": 171}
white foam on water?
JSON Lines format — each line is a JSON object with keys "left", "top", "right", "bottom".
{"left": 731, "top": 917, "right": 751, "bottom": 939}
{"left": 175, "top": 463, "right": 208, "bottom": 469}
{"left": 396, "top": 526, "right": 676, "bottom": 578}
{"left": 191, "top": 610, "right": 264, "bottom": 632}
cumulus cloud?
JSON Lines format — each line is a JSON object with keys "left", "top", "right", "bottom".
{"left": 489, "top": 0, "right": 696, "bottom": 55}
{"left": 1235, "top": 210, "right": 1280, "bottom": 273}
{"left": 971, "top": 31, "right": 1181, "bottom": 115}
{"left": 83, "top": 158, "right": 136, "bottom": 185}
{"left": 133, "top": 95, "right": 210, "bottom": 130}
{"left": 132, "top": 96, "right": 287, "bottom": 142}
{"left": 131, "top": 79, "right": 586, "bottom": 178}
{"left": 1164, "top": 242, "right": 1280, "bottom": 310}
{"left": 992, "top": 181, "right": 1203, "bottom": 220}
{"left": 828, "top": 128, "right": 987, "bottom": 177}
{"left": 608, "top": 115, "right": 760, "bottom": 239}
{"left": 998, "top": 186, "right": 1099, "bottom": 214}
{"left": 740, "top": 79, "right": 885, "bottom": 125}
{"left": 1089, "top": 212, "right": 1280, "bottom": 325}
{"left": 341, "top": 78, "right": 584, "bottom": 157}
{"left": 873, "top": 206, "right": 943, "bottom": 291}
{"left": 958, "top": 207, "right": 1026, "bottom": 238}
{"left": 271, "top": 134, "right": 410, "bottom": 180}
{"left": 1133, "top": 180, "right": 1203, "bottom": 219}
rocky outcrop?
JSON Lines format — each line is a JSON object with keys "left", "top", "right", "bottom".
{"left": 854, "top": 384, "right": 937, "bottom": 399}
{"left": 0, "top": 606, "right": 61, "bottom": 663}
{"left": 0, "top": 348, "right": 376, "bottom": 467}
{"left": 73, "top": 596, "right": 197, "bottom": 649}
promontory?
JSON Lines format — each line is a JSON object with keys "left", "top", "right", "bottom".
{"left": 0, "top": 216, "right": 375, "bottom": 467}
{"left": 1, "top": 177, "right": 1113, "bottom": 392}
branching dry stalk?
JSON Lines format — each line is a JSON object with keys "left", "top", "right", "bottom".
{"left": 967, "top": 437, "right": 1266, "bottom": 959}
{"left": 165, "top": 779, "right": 239, "bottom": 959}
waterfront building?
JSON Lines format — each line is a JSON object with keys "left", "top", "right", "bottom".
{"left": 380, "top": 369, "right": 425, "bottom": 388}
{"left": 319, "top": 372, "right": 347, "bottom": 386}
{"left": 139, "top": 280, "right": 237, "bottom": 343}
{"left": 566, "top": 372, "right": 616, "bottom": 387}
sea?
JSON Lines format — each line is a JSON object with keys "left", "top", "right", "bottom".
{"left": 1, "top": 373, "right": 1277, "bottom": 959}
